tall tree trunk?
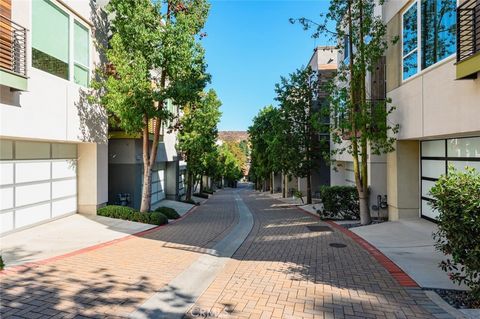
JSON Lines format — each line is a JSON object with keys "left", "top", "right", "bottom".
{"left": 270, "top": 172, "right": 274, "bottom": 194}
{"left": 282, "top": 172, "right": 287, "bottom": 198}
{"left": 185, "top": 170, "right": 193, "bottom": 202}
{"left": 306, "top": 172, "right": 312, "bottom": 204}
{"left": 358, "top": 0, "right": 371, "bottom": 225}
{"left": 200, "top": 176, "right": 204, "bottom": 193}
{"left": 140, "top": 119, "right": 152, "bottom": 212}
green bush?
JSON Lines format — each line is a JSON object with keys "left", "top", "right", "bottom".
{"left": 155, "top": 206, "right": 180, "bottom": 219}
{"left": 430, "top": 166, "right": 480, "bottom": 301}
{"left": 0, "top": 255, "right": 4, "bottom": 271}
{"left": 193, "top": 192, "right": 209, "bottom": 199}
{"left": 318, "top": 186, "right": 359, "bottom": 220}
{"left": 97, "top": 205, "right": 168, "bottom": 226}
{"left": 203, "top": 188, "right": 214, "bottom": 194}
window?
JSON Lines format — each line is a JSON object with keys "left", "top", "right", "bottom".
{"left": 401, "top": 0, "right": 456, "bottom": 80}
{"left": 402, "top": 3, "right": 418, "bottom": 80}
{"left": 32, "top": 0, "right": 70, "bottom": 79}
{"left": 32, "top": 0, "right": 90, "bottom": 85}
{"left": 421, "top": 0, "right": 456, "bottom": 69}
{"left": 74, "top": 21, "right": 89, "bottom": 86}
{"left": 343, "top": 35, "right": 350, "bottom": 65}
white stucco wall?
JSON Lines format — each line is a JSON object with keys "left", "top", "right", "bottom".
{"left": 388, "top": 57, "right": 480, "bottom": 140}
{"left": 1, "top": 0, "right": 106, "bottom": 144}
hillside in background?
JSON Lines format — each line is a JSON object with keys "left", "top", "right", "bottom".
{"left": 218, "top": 131, "right": 249, "bottom": 143}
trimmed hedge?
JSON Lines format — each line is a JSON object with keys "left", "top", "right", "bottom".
{"left": 155, "top": 206, "right": 180, "bottom": 219}
{"left": 431, "top": 167, "right": 480, "bottom": 301}
{"left": 318, "top": 186, "right": 359, "bottom": 220}
{"left": 0, "top": 255, "right": 4, "bottom": 271}
{"left": 97, "top": 205, "right": 168, "bottom": 226}
{"left": 193, "top": 192, "right": 209, "bottom": 199}
{"left": 203, "top": 189, "right": 214, "bottom": 194}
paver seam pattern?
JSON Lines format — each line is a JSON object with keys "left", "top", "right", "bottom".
{"left": 289, "top": 204, "right": 419, "bottom": 288}
{"left": 0, "top": 191, "right": 239, "bottom": 319}
{"left": 190, "top": 190, "right": 453, "bottom": 319}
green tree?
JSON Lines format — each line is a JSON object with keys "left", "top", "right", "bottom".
{"left": 178, "top": 89, "right": 221, "bottom": 201}
{"left": 91, "top": 0, "right": 210, "bottom": 212}
{"left": 293, "top": 0, "right": 399, "bottom": 223}
{"left": 275, "top": 67, "right": 324, "bottom": 204}
{"left": 216, "top": 144, "right": 243, "bottom": 187}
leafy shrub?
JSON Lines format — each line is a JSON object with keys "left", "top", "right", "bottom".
{"left": 430, "top": 166, "right": 480, "bottom": 301}
{"left": 97, "top": 205, "right": 168, "bottom": 226}
{"left": 0, "top": 255, "right": 4, "bottom": 271}
{"left": 193, "top": 192, "right": 209, "bottom": 199}
{"left": 155, "top": 206, "right": 180, "bottom": 219}
{"left": 203, "top": 188, "right": 214, "bottom": 194}
{"left": 318, "top": 186, "right": 359, "bottom": 220}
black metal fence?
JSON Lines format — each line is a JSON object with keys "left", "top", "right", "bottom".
{"left": 0, "top": 14, "right": 27, "bottom": 77}
{"left": 457, "top": 0, "right": 480, "bottom": 62}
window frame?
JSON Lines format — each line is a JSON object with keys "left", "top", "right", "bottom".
{"left": 400, "top": 0, "right": 457, "bottom": 83}
{"left": 73, "top": 20, "right": 90, "bottom": 87}
{"left": 31, "top": 0, "right": 91, "bottom": 86}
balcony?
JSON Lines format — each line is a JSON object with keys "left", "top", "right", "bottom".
{"left": 456, "top": 0, "right": 480, "bottom": 79}
{"left": 0, "top": 14, "right": 27, "bottom": 91}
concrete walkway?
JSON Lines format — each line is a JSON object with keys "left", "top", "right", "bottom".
{"left": 350, "top": 218, "right": 468, "bottom": 290}
{"left": 0, "top": 214, "right": 153, "bottom": 267}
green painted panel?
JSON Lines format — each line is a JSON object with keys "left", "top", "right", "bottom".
{"left": 0, "top": 69, "right": 28, "bottom": 91}
{"left": 456, "top": 53, "right": 480, "bottom": 79}
{"left": 74, "top": 21, "right": 89, "bottom": 67}
{"left": 32, "top": 0, "right": 69, "bottom": 63}
{"left": 74, "top": 64, "right": 88, "bottom": 87}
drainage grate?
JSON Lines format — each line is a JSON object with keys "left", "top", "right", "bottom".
{"left": 329, "top": 243, "right": 347, "bottom": 248}
{"left": 306, "top": 225, "right": 332, "bottom": 232}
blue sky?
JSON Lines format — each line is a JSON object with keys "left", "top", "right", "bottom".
{"left": 202, "top": 0, "right": 333, "bottom": 131}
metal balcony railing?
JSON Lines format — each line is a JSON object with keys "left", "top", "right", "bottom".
{"left": 457, "top": 0, "right": 480, "bottom": 62}
{"left": 0, "top": 14, "right": 27, "bottom": 77}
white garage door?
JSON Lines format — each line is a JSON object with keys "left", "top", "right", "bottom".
{"left": 421, "top": 137, "right": 480, "bottom": 220}
{"left": 151, "top": 169, "right": 165, "bottom": 205}
{"left": 0, "top": 141, "right": 77, "bottom": 234}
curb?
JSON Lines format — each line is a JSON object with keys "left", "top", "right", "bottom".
{"left": 0, "top": 202, "right": 202, "bottom": 277}
{"left": 294, "top": 204, "right": 419, "bottom": 288}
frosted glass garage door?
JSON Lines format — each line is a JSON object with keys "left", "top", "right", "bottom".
{"left": 151, "top": 169, "right": 165, "bottom": 205}
{"left": 421, "top": 137, "right": 480, "bottom": 221}
{"left": 0, "top": 159, "right": 77, "bottom": 234}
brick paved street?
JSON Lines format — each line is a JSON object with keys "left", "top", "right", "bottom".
{"left": 189, "top": 190, "right": 452, "bottom": 319}
{"left": 0, "top": 191, "right": 237, "bottom": 319}
{"left": 0, "top": 188, "right": 452, "bottom": 319}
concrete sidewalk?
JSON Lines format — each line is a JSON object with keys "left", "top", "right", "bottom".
{"left": 0, "top": 214, "right": 153, "bottom": 267}
{"left": 349, "top": 218, "right": 468, "bottom": 290}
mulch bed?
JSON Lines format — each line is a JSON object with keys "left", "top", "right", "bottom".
{"left": 425, "top": 288, "right": 479, "bottom": 309}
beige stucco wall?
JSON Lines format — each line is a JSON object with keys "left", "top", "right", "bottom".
{"left": 387, "top": 140, "right": 420, "bottom": 220}
{"left": 77, "top": 143, "right": 108, "bottom": 214}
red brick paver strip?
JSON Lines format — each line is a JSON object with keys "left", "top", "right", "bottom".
{"left": 190, "top": 191, "right": 452, "bottom": 319}
{"left": 0, "top": 191, "right": 238, "bottom": 319}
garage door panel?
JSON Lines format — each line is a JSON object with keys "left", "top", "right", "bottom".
{"left": 1, "top": 211, "right": 14, "bottom": 233}
{"left": 0, "top": 163, "right": 13, "bottom": 185}
{"left": 16, "top": 182, "right": 51, "bottom": 207}
{"left": 52, "top": 179, "right": 77, "bottom": 199}
{"left": 15, "top": 203, "right": 51, "bottom": 228}
{"left": 0, "top": 187, "right": 14, "bottom": 210}
{"left": 52, "top": 160, "right": 76, "bottom": 179}
{"left": 52, "top": 197, "right": 76, "bottom": 217}
{"left": 421, "top": 199, "right": 439, "bottom": 220}
{"left": 16, "top": 162, "right": 50, "bottom": 183}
